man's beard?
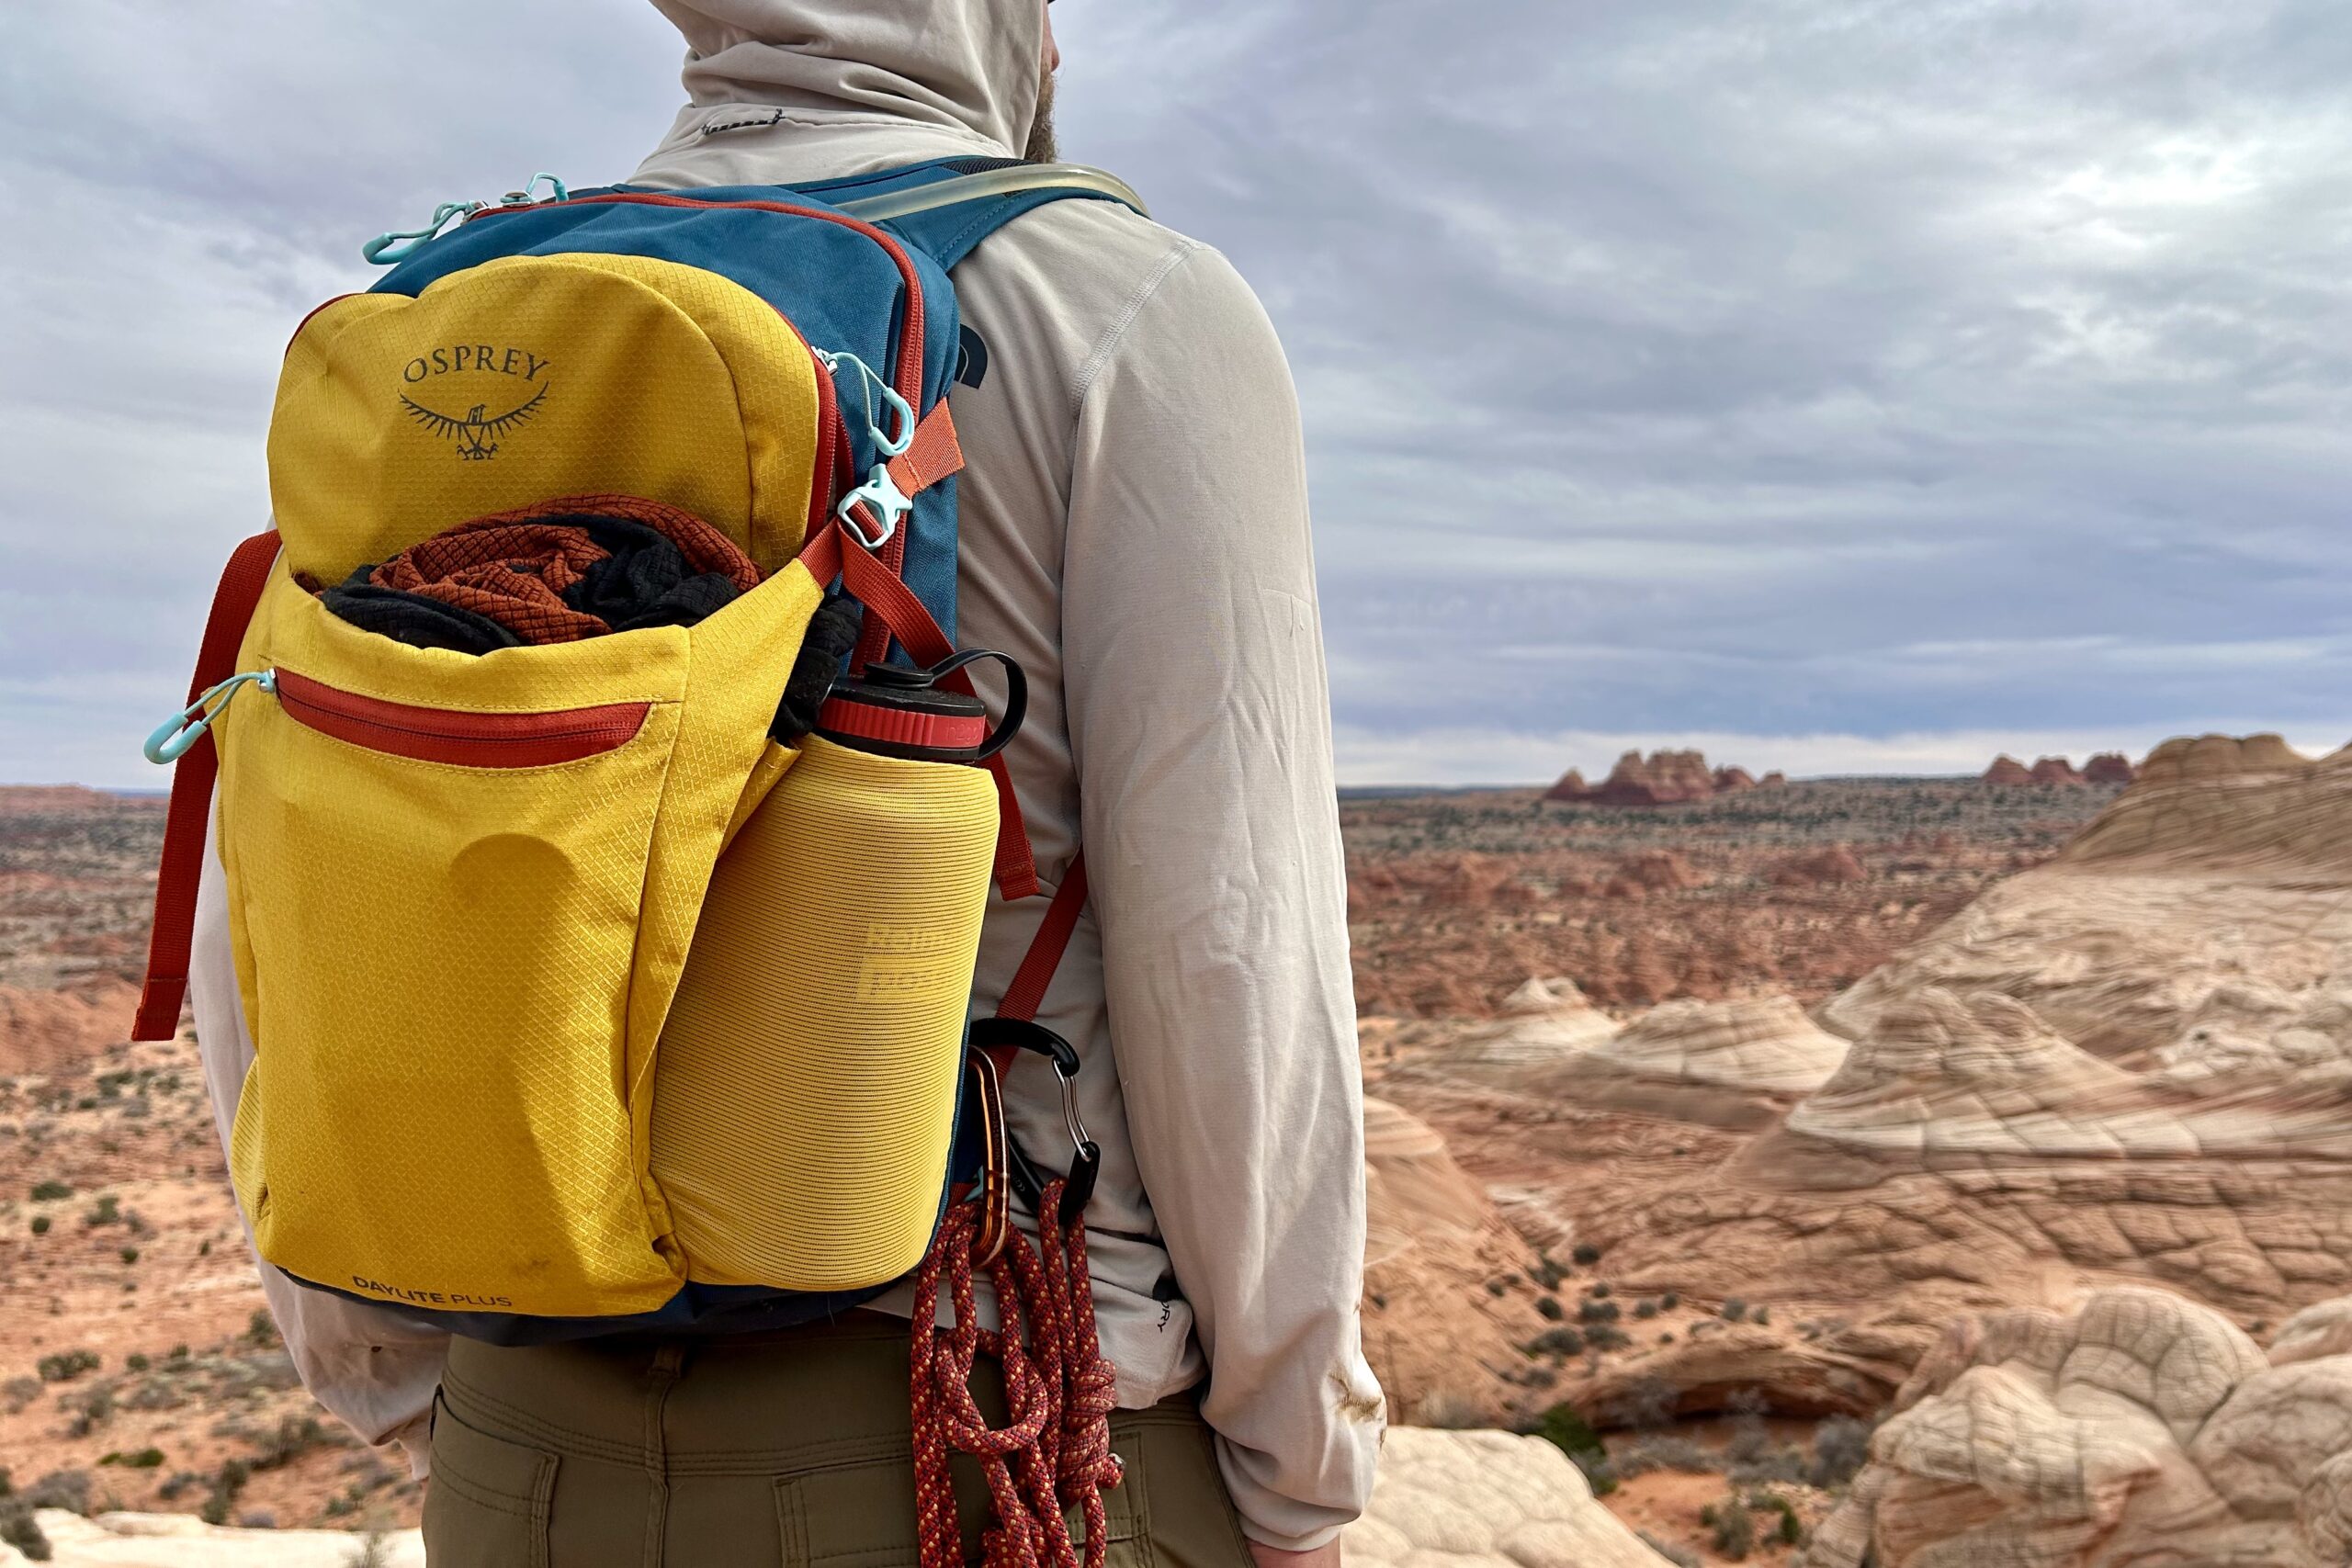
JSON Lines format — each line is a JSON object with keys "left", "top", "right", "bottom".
{"left": 1023, "top": 64, "right": 1058, "bottom": 164}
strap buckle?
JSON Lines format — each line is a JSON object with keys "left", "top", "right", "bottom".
{"left": 838, "top": 464, "right": 912, "bottom": 549}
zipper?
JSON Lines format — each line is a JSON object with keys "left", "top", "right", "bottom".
{"left": 774, "top": 318, "right": 845, "bottom": 545}
{"left": 270, "top": 669, "right": 649, "bottom": 768}
{"left": 462, "top": 192, "right": 929, "bottom": 405}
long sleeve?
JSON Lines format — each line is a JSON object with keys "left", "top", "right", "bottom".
{"left": 189, "top": 803, "right": 452, "bottom": 1476}
{"left": 1058, "top": 243, "right": 1385, "bottom": 1550}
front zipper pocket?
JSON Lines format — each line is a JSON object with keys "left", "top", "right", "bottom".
{"left": 271, "top": 668, "right": 650, "bottom": 767}
{"left": 204, "top": 564, "right": 824, "bottom": 1321}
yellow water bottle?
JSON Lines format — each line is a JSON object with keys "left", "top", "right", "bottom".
{"left": 649, "top": 650, "right": 1021, "bottom": 1292}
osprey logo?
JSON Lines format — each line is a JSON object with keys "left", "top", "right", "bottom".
{"left": 399, "top": 344, "right": 553, "bottom": 462}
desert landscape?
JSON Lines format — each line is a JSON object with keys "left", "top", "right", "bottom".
{"left": 7, "top": 740, "right": 2352, "bottom": 1565}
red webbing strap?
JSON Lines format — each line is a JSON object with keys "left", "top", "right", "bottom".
{"left": 991, "top": 852, "right": 1090, "bottom": 1038}
{"left": 133, "top": 530, "right": 282, "bottom": 1041}
{"left": 799, "top": 520, "right": 1041, "bottom": 900}
{"left": 855, "top": 400, "right": 964, "bottom": 672}
{"left": 888, "top": 400, "right": 966, "bottom": 497}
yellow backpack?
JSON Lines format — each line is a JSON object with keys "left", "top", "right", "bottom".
{"left": 132, "top": 164, "right": 1135, "bottom": 1336}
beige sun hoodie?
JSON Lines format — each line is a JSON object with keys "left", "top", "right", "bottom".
{"left": 187, "top": 0, "right": 1383, "bottom": 1547}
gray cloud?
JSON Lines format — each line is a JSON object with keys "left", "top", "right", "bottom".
{"left": 6, "top": 0, "right": 2348, "bottom": 784}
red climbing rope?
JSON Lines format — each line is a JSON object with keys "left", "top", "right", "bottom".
{"left": 910, "top": 1176, "right": 1123, "bottom": 1568}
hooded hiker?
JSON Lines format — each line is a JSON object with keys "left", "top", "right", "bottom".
{"left": 149, "top": 2, "right": 1380, "bottom": 1563}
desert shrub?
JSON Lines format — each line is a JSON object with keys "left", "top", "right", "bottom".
{"left": 28, "top": 1216, "right": 48, "bottom": 1235}
{"left": 28, "top": 1181, "right": 70, "bottom": 1201}
{"left": 198, "top": 1459, "right": 251, "bottom": 1527}
{"left": 1528, "top": 1326, "right": 1584, "bottom": 1358}
{"left": 118, "top": 1247, "right": 139, "bottom": 1265}
{"left": 1614, "top": 1374, "right": 1679, "bottom": 1430}
{"left": 1579, "top": 1298, "right": 1623, "bottom": 1325}
{"left": 97, "top": 1448, "right": 164, "bottom": 1469}
{"left": 1700, "top": 1495, "right": 1754, "bottom": 1560}
{"left": 1535, "top": 1294, "right": 1565, "bottom": 1322}
{"left": 253, "top": 1415, "right": 339, "bottom": 1468}
{"left": 1728, "top": 1444, "right": 1805, "bottom": 1486}
{"left": 1, "top": 1378, "right": 40, "bottom": 1415}
{"left": 1532, "top": 1255, "right": 1569, "bottom": 1292}
{"left": 1585, "top": 1324, "right": 1632, "bottom": 1351}
{"left": 1752, "top": 1306, "right": 1771, "bottom": 1325}
{"left": 1808, "top": 1416, "right": 1876, "bottom": 1488}
{"left": 1758, "top": 1490, "right": 1804, "bottom": 1545}
{"left": 125, "top": 1354, "right": 148, "bottom": 1372}
{"left": 1725, "top": 1417, "right": 1770, "bottom": 1466}
{"left": 347, "top": 1533, "right": 394, "bottom": 1568}
{"left": 1531, "top": 1404, "right": 1616, "bottom": 1496}
{"left": 23, "top": 1470, "right": 91, "bottom": 1515}
{"left": 1571, "top": 1242, "right": 1603, "bottom": 1266}
{"left": 0, "top": 1497, "right": 49, "bottom": 1562}
{"left": 244, "top": 1310, "right": 280, "bottom": 1347}
{"left": 1613, "top": 1435, "right": 1716, "bottom": 1476}
{"left": 1660, "top": 1292, "right": 1680, "bottom": 1310}
{"left": 1634, "top": 1299, "right": 1658, "bottom": 1319}
{"left": 82, "top": 1195, "right": 119, "bottom": 1227}
{"left": 64, "top": 1384, "right": 115, "bottom": 1438}
{"left": 1636, "top": 1531, "right": 1700, "bottom": 1568}
{"left": 1721, "top": 1297, "right": 1748, "bottom": 1323}
{"left": 36, "top": 1349, "right": 98, "bottom": 1383}
{"left": 1588, "top": 1280, "right": 1613, "bottom": 1299}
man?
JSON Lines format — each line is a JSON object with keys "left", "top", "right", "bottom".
{"left": 189, "top": 1, "right": 1380, "bottom": 1562}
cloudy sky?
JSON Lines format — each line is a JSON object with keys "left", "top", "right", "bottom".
{"left": 6, "top": 0, "right": 2350, "bottom": 787}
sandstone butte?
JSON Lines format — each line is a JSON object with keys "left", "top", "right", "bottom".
{"left": 2083, "top": 750, "right": 2135, "bottom": 784}
{"left": 1984, "top": 750, "right": 2142, "bottom": 787}
{"left": 2027, "top": 754, "right": 2086, "bottom": 785}
{"left": 1545, "top": 750, "right": 1783, "bottom": 807}
{"left": 1979, "top": 752, "right": 2035, "bottom": 784}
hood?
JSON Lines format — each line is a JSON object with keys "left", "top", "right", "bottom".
{"left": 647, "top": 0, "right": 1047, "bottom": 160}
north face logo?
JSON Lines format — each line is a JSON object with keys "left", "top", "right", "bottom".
{"left": 399, "top": 344, "right": 552, "bottom": 462}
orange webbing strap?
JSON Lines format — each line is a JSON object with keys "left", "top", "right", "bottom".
{"left": 799, "top": 517, "right": 1041, "bottom": 900}
{"left": 855, "top": 400, "right": 964, "bottom": 671}
{"left": 133, "top": 530, "right": 283, "bottom": 1042}
{"left": 989, "top": 854, "right": 1090, "bottom": 1043}
{"left": 888, "top": 399, "right": 966, "bottom": 496}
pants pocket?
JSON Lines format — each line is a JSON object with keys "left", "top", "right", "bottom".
{"left": 424, "top": 1391, "right": 559, "bottom": 1568}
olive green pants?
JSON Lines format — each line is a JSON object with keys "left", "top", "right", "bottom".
{"left": 424, "top": 1313, "right": 1258, "bottom": 1568}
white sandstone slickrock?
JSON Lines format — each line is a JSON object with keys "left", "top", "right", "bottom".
{"left": 1800, "top": 1285, "right": 2352, "bottom": 1568}
{"left": 0, "top": 1432, "right": 1675, "bottom": 1568}
{"left": 0, "top": 1511, "right": 423, "bottom": 1568}
{"left": 1341, "top": 1427, "right": 1676, "bottom": 1568}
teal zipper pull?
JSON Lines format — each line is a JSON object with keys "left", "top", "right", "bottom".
{"left": 144, "top": 669, "right": 276, "bottom": 764}
{"left": 361, "top": 174, "right": 570, "bottom": 265}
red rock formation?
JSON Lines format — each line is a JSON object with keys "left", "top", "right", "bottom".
{"left": 1759, "top": 771, "right": 1788, "bottom": 787}
{"left": 2084, "top": 752, "right": 2136, "bottom": 785}
{"left": 2029, "top": 756, "right": 2086, "bottom": 786}
{"left": 1605, "top": 850, "right": 1706, "bottom": 897}
{"left": 1766, "top": 845, "right": 1866, "bottom": 886}
{"left": 1551, "top": 750, "right": 1748, "bottom": 807}
{"left": 1983, "top": 754, "right": 2034, "bottom": 785}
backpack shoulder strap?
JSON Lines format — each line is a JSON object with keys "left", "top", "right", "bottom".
{"left": 795, "top": 160, "right": 1148, "bottom": 272}
{"left": 134, "top": 529, "right": 282, "bottom": 1041}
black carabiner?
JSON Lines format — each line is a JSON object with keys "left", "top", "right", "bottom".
{"left": 969, "top": 1017, "right": 1097, "bottom": 1227}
